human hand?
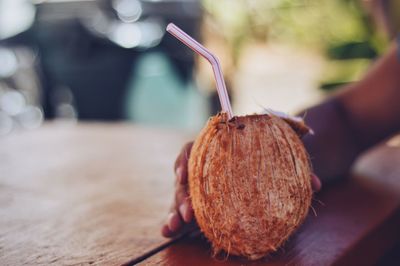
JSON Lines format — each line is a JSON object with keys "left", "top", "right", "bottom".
{"left": 161, "top": 142, "right": 196, "bottom": 237}
{"left": 161, "top": 141, "right": 322, "bottom": 238}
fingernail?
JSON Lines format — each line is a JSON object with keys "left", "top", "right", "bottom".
{"left": 176, "top": 166, "right": 183, "bottom": 183}
{"left": 161, "top": 225, "right": 172, "bottom": 237}
{"left": 315, "top": 178, "right": 322, "bottom": 191}
{"left": 179, "top": 200, "right": 193, "bottom": 222}
{"left": 167, "top": 213, "right": 175, "bottom": 228}
{"left": 167, "top": 212, "right": 181, "bottom": 232}
{"left": 311, "top": 174, "right": 322, "bottom": 192}
{"left": 179, "top": 202, "right": 188, "bottom": 221}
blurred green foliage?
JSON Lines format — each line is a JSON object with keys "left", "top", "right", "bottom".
{"left": 202, "top": 0, "right": 389, "bottom": 90}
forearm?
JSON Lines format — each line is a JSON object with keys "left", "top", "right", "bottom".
{"left": 302, "top": 42, "right": 400, "bottom": 184}
{"left": 338, "top": 43, "right": 400, "bottom": 149}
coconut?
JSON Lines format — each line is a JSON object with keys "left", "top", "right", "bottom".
{"left": 188, "top": 112, "right": 312, "bottom": 260}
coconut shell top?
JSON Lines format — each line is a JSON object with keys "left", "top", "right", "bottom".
{"left": 188, "top": 113, "right": 312, "bottom": 260}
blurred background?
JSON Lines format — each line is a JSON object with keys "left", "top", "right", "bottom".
{"left": 0, "top": 0, "right": 398, "bottom": 136}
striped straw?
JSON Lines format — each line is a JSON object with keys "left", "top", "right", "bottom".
{"left": 166, "top": 23, "right": 233, "bottom": 119}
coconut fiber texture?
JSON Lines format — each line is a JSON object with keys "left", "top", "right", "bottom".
{"left": 188, "top": 113, "right": 313, "bottom": 260}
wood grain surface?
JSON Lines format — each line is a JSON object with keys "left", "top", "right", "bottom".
{"left": 1, "top": 124, "right": 399, "bottom": 266}
{"left": 140, "top": 139, "right": 400, "bottom": 266}
{"left": 0, "top": 123, "right": 191, "bottom": 265}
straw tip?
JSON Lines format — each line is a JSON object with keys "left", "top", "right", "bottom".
{"left": 166, "top": 23, "right": 175, "bottom": 33}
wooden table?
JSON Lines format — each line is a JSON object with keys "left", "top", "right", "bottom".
{"left": 1, "top": 123, "right": 399, "bottom": 266}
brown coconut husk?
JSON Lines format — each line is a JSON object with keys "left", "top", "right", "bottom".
{"left": 188, "top": 113, "right": 312, "bottom": 260}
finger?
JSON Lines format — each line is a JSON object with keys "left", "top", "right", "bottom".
{"left": 162, "top": 184, "right": 190, "bottom": 238}
{"left": 176, "top": 187, "right": 193, "bottom": 223}
{"left": 175, "top": 184, "right": 192, "bottom": 223}
{"left": 175, "top": 183, "right": 189, "bottom": 204}
{"left": 161, "top": 224, "right": 174, "bottom": 238}
{"left": 175, "top": 165, "right": 187, "bottom": 185}
{"left": 174, "top": 142, "right": 193, "bottom": 185}
{"left": 179, "top": 198, "right": 194, "bottom": 223}
{"left": 311, "top": 173, "right": 322, "bottom": 192}
{"left": 162, "top": 217, "right": 198, "bottom": 238}
{"left": 167, "top": 211, "right": 183, "bottom": 233}
{"left": 174, "top": 142, "right": 192, "bottom": 173}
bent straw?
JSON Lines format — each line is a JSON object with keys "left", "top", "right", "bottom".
{"left": 166, "top": 23, "right": 233, "bottom": 119}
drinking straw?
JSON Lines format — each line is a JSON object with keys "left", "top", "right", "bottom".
{"left": 166, "top": 23, "right": 233, "bottom": 119}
